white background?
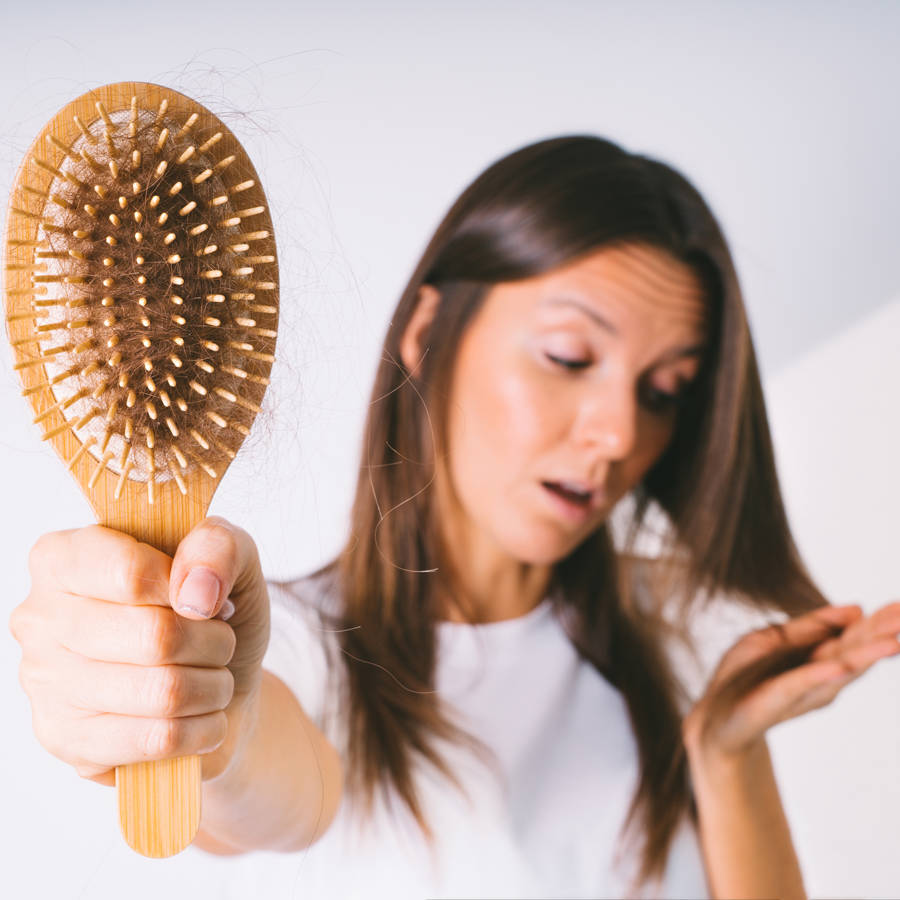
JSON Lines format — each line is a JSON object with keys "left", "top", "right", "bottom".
{"left": 1, "top": 1, "right": 897, "bottom": 897}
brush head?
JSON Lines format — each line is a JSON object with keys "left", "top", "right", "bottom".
{"left": 4, "top": 82, "right": 278, "bottom": 504}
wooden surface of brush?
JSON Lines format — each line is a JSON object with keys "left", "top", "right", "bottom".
{"left": 3, "top": 81, "right": 279, "bottom": 857}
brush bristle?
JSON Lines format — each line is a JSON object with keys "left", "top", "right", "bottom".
{"left": 7, "top": 92, "right": 278, "bottom": 500}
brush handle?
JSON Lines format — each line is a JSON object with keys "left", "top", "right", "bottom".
{"left": 116, "top": 758, "right": 201, "bottom": 858}
{"left": 97, "top": 480, "right": 216, "bottom": 857}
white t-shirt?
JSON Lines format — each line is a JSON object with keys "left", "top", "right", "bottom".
{"left": 255, "top": 569, "right": 711, "bottom": 900}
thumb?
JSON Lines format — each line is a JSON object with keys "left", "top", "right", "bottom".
{"left": 169, "top": 516, "right": 264, "bottom": 622}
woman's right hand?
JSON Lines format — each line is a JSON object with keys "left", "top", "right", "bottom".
{"left": 8, "top": 516, "right": 271, "bottom": 786}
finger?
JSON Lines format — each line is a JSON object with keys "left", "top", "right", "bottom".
{"left": 781, "top": 637, "right": 900, "bottom": 720}
{"left": 842, "top": 601, "right": 900, "bottom": 644}
{"left": 833, "top": 635, "right": 900, "bottom": 674}
{"left": 29, "top": 526, "right": 171, "bottom": 607}
{"left": 74, "top": 753, "right": 227, "bottom": 787}
{"left": 729, "top": 658, "right": 850, "bottom": 734}
{"left": 65, "top": 709, "right": 228, "bottom": 769}
{"left": 776, "top": 604, "right": 864, "bottom": 646}
{"left": 169, "top": 517, "right": 264, "bottom": 621}
{"left": 717, "top": 605, "right": 862, "bottom": 676}
{"left": 55, "top": 594, "right": 236, "bottom": 667}
{"left": 81, "top": 769, "right": 116, "bottom": 787}
{"left": 746, "top": 638, "right": 900, "bottom": 730}
{"left": 63, "top": 656, "right": 234, "bottom": 719}
{"left": 809, "top": 602, "right": 900, "bottom": 664}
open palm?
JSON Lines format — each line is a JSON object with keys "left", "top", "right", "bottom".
{"left": 684, "top": 601, "right": 900, "bottom": 755}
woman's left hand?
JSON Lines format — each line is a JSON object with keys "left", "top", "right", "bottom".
{"left": 683, "top": 601, "right": 900, "bottom": 758}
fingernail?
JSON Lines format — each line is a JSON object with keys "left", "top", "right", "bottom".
{"left": 219, "top": 598, "right": 235, "bottom": 621}
{"left": 177, "top": 567, "right": 221, "bottom": 618}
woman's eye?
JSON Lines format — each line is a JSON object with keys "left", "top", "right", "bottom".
{"left": 545, "top": 353, "right": 591, "bottom": 371}
{"left": 641, "top": 384, "right": 686, "bottom": 414}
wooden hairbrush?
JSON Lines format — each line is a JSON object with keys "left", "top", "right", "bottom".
{"left": 3, "top": 82, "right": 278, "bottom": 857}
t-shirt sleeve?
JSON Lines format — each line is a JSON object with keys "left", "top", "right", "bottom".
{"left": 262, "top": 577, "right": 338, "bottom": 742}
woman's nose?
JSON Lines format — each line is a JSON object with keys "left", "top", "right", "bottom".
{"left": 575, "top": 384, "right": 637, "bottom": 460}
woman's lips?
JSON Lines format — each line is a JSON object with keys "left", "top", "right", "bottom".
{"left": 540, "top": 480, "right": 602, "bottom": 524}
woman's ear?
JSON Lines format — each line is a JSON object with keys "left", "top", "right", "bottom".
{"left": 399, "top": 284, "right": 441, "bottom": 378}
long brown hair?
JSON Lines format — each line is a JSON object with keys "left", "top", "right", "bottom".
{"left": 316, "top": 135, "right": 827, "bottom": 890}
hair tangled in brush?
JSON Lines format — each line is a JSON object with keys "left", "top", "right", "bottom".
{"left": 6, "top": 84, "right": 279, "bottom": 498}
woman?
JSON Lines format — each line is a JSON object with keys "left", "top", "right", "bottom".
{"left": 11, "top": 135, "right": 900, "bottom": 899}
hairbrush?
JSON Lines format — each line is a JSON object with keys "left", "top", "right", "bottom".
{"left": 3, "top": 82, "right": 278, "bottom": 857}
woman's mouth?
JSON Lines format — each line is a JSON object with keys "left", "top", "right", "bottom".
{"left": 540, "top": 480, "right": 599, "bottom": 523}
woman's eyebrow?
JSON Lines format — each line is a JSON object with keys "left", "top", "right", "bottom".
{"left": 539, "top": 296, "right": 707, "bottom": 358}
{"left": 655, "top": 344, "right": 707, "bottom": 363}
{"left": 539, "top": 297, "right": 619, "bottom": 335}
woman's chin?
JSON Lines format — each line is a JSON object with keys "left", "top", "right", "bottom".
{"left": 500, "top": 522, "right": 601, "bottom": 567}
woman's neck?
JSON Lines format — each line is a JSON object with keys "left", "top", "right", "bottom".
{"left": 438, "top": 561, "right": 552, "bottom": 624}
{"left": 435, "top": 511, "right": 553, "bottom": 624}
{"left": 431, "top": 465, "right": 554, "bottom": 623}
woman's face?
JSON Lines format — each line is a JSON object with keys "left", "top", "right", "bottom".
{"left": 439, "top": 242, "right": 709, "bottom": 566}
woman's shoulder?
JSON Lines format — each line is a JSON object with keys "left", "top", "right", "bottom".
{"left": 263, "top": 563, "right": 345, "bottom": 733}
